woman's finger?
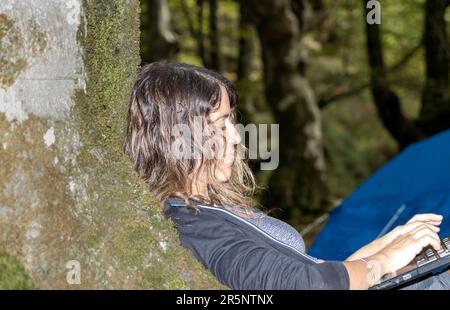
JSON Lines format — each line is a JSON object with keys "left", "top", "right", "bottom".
{"left": 407, "top": 213, "right": 443, "bottom": 224}
{"left": 396, "top": 221, "right": 440, "bottom": 236}
{"left": 413, "top": 234, "right": 442, "bottom": 252}
{"left": 409, "top": 226, "right": 441, "bottom": 250}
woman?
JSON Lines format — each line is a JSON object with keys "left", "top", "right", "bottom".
{"left": 123, "top": 62, "right": 450, "bottom": 290}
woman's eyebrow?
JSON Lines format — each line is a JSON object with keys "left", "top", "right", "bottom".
{"left": 210, "top": 107, "right": 236, "bottom": 122}
{"left": 212, "top": 111, "right": 232, "bottom": 122}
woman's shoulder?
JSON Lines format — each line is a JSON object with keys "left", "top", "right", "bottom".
{"left": 163, "top": 196, "right": 265, "bottom": 232}
{"left": 164, "top": 196, "right": 264, "bottom": 217}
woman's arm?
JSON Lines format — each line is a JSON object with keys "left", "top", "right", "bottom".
{"left": 346, "top": 214, "right": 442, "bottom": 261}
{"left": 176, "top": 211, "right": 350, "bottom": 289}
{"left": 343, "top": 253, "right": 388, "bottom": 289}
{"left": 343, "top": 220, "right": 443, "bottom": 289}
{"left": 173, "top": 207, "right": 443, "bottom": 290}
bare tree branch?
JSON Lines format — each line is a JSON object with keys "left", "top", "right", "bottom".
{"left": 318, "top": 44, "right": 422, "bottom": 108}
{"left": 386, "top": 44, "right": 422, "bottom": 73}
{"left": 318, "top": 82, "right": 369, "bottom": 108}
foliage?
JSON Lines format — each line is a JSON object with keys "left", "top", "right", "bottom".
{"left": 144, "top": 0, "right": 449, "bottom": 230}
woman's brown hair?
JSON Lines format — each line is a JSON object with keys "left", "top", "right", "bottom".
{"left": 123, "top": 62, "right": 263, "bottom": 217}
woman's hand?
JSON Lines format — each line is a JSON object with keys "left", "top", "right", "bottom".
{"left": 343, "top": 218, "right": 444, "bottom": 289}
{"left": 346, "top": 213, "right": 442, "bottom": 261}
{"left": 372, "top": 222, "right": 443, "bottom": 275}
{"left": 377, "top": 213, "right": 443, "bottom": 248}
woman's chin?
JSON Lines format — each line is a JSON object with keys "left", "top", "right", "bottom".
{"left": 215, "top": 167, "right": 232, "bottom": 182}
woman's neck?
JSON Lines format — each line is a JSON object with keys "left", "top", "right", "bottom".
{"left": 191, "top": 180, "right": 208, "bottom": 198}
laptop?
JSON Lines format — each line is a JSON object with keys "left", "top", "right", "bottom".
{"left": 370, "top": 236, "right": 450, "bottom": 290}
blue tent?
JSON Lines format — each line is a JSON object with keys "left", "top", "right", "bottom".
{"left": 308, "top": 129, "right": 450, "bottom": 260}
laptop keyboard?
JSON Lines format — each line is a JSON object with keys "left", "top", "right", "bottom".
{"left": 416, "top": 236, "right": 450, "bottom": 267}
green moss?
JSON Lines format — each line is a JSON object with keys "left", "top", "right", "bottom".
{"left": 70, "top": 0, "right": 226, "bottom": 289}
{"left": 0, "top": 13, "right": 28, "bottom": 88}
{"left": 0, "top": 14, "right": 47, "bottom": 88}
{"left": 75, "top": 0, "right": 140, "bottom": 155}
{"left": 0, "top": 251, "right": 37, "bottom": 289}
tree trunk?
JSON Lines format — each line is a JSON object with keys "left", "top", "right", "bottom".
{"left": 420, "top": 0, "right": 450, "bottom": 135}
{"left": 196, "top": 0, "right": 208, "bottom": 67}
{"left": 362, "top": 0, "right": 424, "bottom": 149}
{"left": 237, "top": 2, "right": 253, "bottom": 82}
{"left": 235, "top": 1, "right": 255, "bottom": 125}
{"left": 362, "top": 0, "right": 450, "bottom": 148}
{"left": 241, "top": 0, "right": 330, "bottom": 224}
{"left": 0, "top": 0, "right": 224, "bottom": 289}
{"left": 140, "top": 0, "right": 179, "bottom": 63}
{"left": 208, "top": 0, "right": 221, "bottom": 72}
{"left": 181, "top": 0, "right": 209, "bottom": 67}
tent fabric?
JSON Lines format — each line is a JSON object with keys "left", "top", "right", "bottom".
{"left": 308, "top": 129, "right": 450, "bottom": 261}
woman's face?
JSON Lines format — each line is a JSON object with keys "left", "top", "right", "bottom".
{"left": 208, "top": 86, "right": 241, "bottom": 182}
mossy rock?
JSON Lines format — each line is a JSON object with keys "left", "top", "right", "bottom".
{"left": 0, "top": 251, "right": 36, "bottom": 289}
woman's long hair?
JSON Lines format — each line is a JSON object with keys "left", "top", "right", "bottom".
{"left": 123, "top": 62, "right": 263, "bottom": 216}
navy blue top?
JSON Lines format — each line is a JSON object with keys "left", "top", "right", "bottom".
{"left": 221, "top": 204, "right": 308, "bottom": 255}
{"left": 163, "top": 197, "right": 349, "bottom": 290}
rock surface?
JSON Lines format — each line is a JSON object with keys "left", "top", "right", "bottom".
{"left": 0, "top": 0, "right": 226, "bottom": 289}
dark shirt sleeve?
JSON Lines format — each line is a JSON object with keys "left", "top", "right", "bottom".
{"left": 176, "top": 213, "right": 350, "bottom": 290}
